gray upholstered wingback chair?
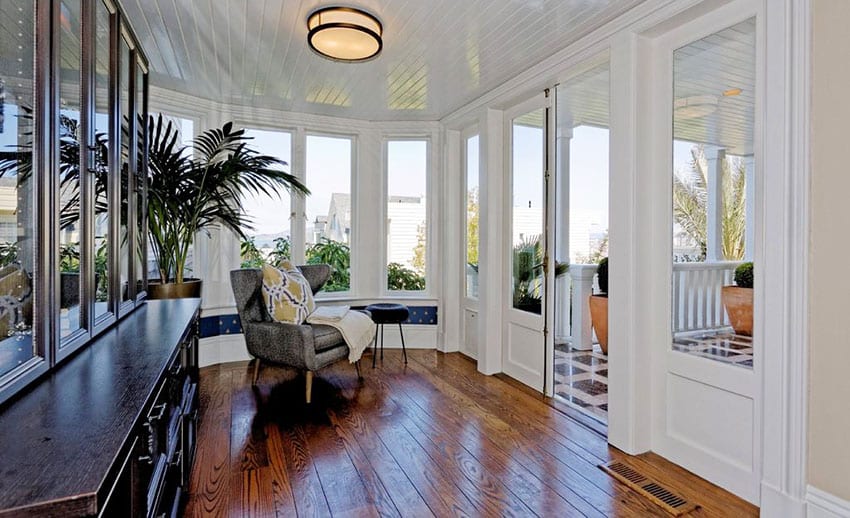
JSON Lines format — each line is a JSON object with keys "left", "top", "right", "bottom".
{"left": 230, "top": 265, "right": 362, "bottom": 403}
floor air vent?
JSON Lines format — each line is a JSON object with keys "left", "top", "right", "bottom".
{"left": 599, "top": 461, "right": 699, "bottom": 516}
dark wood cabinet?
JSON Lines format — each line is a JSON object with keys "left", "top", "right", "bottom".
{"left": 0, "top": 299, "right": 200, "bottom": 517}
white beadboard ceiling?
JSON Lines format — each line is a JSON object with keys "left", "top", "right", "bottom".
{"left": 121, "top": 0, "right": 644, "bottom": 121}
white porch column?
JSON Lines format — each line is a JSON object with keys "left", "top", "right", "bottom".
{"left": 706, "top": 147, "right": 725, "bottom": 261}
{"left": 291, "top": 128, "right": 307, "bottom": 265}
{"left": 556, "top": 116, "right": 573, "bottom": 263}
{"left": 477, "top": 108, "right": 504, "bottom": 375}
{"left": 569, "top": 264, "right": 598, "bottom": 351}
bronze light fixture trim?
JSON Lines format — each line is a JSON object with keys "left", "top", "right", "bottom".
{"left": 307, "top": 6, "right": 383, "bottom": 62}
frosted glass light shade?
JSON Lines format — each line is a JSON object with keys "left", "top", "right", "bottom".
{"left": 307, "top": 7, "right": 382, "bottom": 62}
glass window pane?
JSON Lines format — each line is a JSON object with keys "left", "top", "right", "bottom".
{"left": 386, "top": 140, "right": 427, "bottom": 291}
{"left": 511, "top": 109, "right": 545, "bottom": 315}
{"left": 240, "top": 129, "right": 292, "bottom": 267}
{"left": 134, "top": 63, "right": 145, "bottom": 297}
{"left": 119, "top": 37, "right": 131, "bottom": 303}
{"left": 0, "top": 0, "right": 37, "bottom": 376}
{"left": 59, "top": 0, "right": 83, "bottom": 338}
{"left": 465, "top": 135, "right": 479, "bottom": 299}
{"left": 671, "top": 18, "right": 756, "bottom": 369}
{"left": 305, "top": 135, "right": 351, "bottom": 292}
{"left": 93, "top": 0, "right": 110, "bottom": 317}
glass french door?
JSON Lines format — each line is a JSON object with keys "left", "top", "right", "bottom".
{"left": 502, "top": 96, "right": 548, "bottom": 390}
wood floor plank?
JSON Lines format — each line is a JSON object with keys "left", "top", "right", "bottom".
{"left": 184, "top": 355, "right": 758, "bottom": 518}
{"left": 376, "top": 351, "right": 666, "bottom": 517}
{"left": 326, "top": 406, "right": 432, "bottom": 518}
{"left": 184, "top": 366, "right": 232, "bottom": 518}
{"left": 324, "top": 371, "right": 479, "bottom": 517}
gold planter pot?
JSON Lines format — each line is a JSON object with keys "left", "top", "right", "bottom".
{"left": 147, "top": 278, "right": 203, "bottom": 300}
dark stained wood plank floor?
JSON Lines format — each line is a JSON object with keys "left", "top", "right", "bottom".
{"left": 183, "top": 350, "right": 759, "bottom": 517}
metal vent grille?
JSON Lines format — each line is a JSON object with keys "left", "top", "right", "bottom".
{"left": 600, "top": 461, "right": 700, "bottom": 516}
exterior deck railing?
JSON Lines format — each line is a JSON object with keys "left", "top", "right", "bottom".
{"left": 555, "top": 261, "right": 742, "bottom": 350}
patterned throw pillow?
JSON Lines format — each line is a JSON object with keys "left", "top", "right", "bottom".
{"left": 261, "top": 261, "right": 316, "bottom": 324}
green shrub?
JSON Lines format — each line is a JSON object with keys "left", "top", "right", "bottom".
{"left": 734, "top": 261, "right": 754, "bottom": 288}
{"left": 387, "top": 262, "right": 425, "bottom": 291}
{"left": 596, "top": 257, "right": 609, "bottom": 294}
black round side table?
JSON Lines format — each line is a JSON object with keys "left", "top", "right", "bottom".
{"left": 365, "top": 303, "right": 409, "bottom": 367}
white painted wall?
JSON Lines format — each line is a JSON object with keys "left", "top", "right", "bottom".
{"left": 809, "top": 0, "right": 850, "bottom": 510}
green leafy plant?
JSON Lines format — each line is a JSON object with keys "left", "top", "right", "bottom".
{"left": 240, "top": 238, "right": 264, "bottom": 268}
{"left": 387, "top": 262, "right": 425, "bottom": 291}
{"left": 0, "top": 242, "right": 18, "bottom": 268}
{"left": 59, "top": 243, "right": 80, "bottom": 273}
{"left": 596, "top": 257, "right": 609, "bottom": 295}
{"left": 147, "top": 114, "right": 309, "bottom": 284}
{"left": 512, "top": 235, "right": 543, "bottom": 311}
{"left": 268, "top": 237, "right": 292, "bottom": 266}
{"left": 306, "top": 238, "right": 350, "bottom": 292}
{"left": 734, "top": 261, "right": 753, "bottom": 289}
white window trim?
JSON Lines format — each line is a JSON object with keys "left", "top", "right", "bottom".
{"left": 380, "top": 135, "right": 433, "bottom": 297}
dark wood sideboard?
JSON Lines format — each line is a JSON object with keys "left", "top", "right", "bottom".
{"left": 0, "top": 298, "right": 201, "bottom": 517}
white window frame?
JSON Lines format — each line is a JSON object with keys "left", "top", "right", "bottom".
{"left": 304, "top": 130, "right": 358, "bottom": 299}
{"left": 381, "top": 136, "right": 432, "bottom": 296}
{"left": 461, "top": 125, "right": 481, "bottom": 302}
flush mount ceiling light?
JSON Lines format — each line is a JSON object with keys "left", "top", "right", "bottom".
{"left": 674, "top": 94, "right": 718, "bottom": 120}
{"left": 307, "top": 6, "right": 383, "bottom": 62}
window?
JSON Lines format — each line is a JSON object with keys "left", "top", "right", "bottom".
{"left": 465, "top": 134, "right": 480, "bottom": 298}
{"left": 239, "top": 129, "right": 292, "bottom": 268}
{"left": 306, "top": 135, "right": 352, "bottom": 292}
{"left": 0, "top": 0, "right": 38, "bottom": 379}
{"left": 386, "top": 140, "right": 427, "bottom": 291}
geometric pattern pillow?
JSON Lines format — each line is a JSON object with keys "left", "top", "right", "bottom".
{"left": 261, "top": 261, "right": 315, "bottom": 324}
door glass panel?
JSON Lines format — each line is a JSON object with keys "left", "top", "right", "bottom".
{"left": 511, "top": 108, "right": 545, "bottom": 315}
{"left": 0, "top": 0, "right": 38, "bottom": 377}
{"left": 553, "top": 57, "right": 611, "bottom": 423}
{"left": 93, "top": 1, "right": 110, "bottom": 318}
{"left": 465, "top": 134, "right": 479, "bottom": 299}
{"left": 59, "top": 0, "right": 83, "bottom": 338}
{"left": 671, "top": 18, "right": 756, "bottom": 369}
{"left": 119, "top": 37, "right": 131, "bottom": 303}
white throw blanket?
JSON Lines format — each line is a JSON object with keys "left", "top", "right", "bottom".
{"left": 307, "top": 306, "right": 373, "bottom": 363}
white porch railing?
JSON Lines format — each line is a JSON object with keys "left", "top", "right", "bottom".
{"left": 554, "top": 264, "right": 599, "bottom": 351}
{"left": 672, "top": 261, "right": 741, "bottom": 334}
{"left": 554, "top": 261, "right": 741, "bottom": 349}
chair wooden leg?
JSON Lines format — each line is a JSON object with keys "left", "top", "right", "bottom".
{"left": 355, "top": 360, "right": 363, "bottom": 380}
{"left": 305, "top": 371, "right": 314, "bottom": 404}
{"left": 251, "top": 359, "right": 262, "bottom": 387}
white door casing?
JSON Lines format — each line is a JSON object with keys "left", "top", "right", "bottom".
{"left": 648, "top": 0, "right": 764, "bottom": 505}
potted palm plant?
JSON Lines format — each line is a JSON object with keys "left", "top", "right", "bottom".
{"left": 146, "top": 115, "right": 309, "bottom": 298}
{"left": 721, "top": 261, "right": 753, "bottom": 336}
{"left": 589, "top": 257, "right": 608, "bottom": 354}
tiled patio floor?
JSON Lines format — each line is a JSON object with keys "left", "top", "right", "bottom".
{"left": 554, "top": 344, "right": 608, "bottom": 423}
{"left": 673, "top": 330, "right": 754, "bottom": 369}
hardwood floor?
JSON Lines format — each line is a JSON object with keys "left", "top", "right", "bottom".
{"left": 184, "top": 350, "right": 758, "bottom": 517}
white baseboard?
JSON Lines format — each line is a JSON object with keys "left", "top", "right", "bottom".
{"left": 199, "top": 325, "right": 438, "bottom": 368}
{"left": 808, "top": 486, "right": 850, "bottom": 518}
{"left": 760, "top": 482, "right": 806, "bottom": 518}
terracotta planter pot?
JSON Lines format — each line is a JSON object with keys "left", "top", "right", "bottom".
{"left": 147, "top": 278, "right": 203, "bottom": 300}
{"left": 721, "top": 286, "right": 753, "bottom": 336}
{"left": 588, "top": 294, "right": 609, "bottom": 354}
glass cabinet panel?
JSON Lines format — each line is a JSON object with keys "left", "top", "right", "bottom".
{"left": 93, "top": 0, "right": 110, "bottom": 318}
{"left": 118, "top": 36, "right": 130, "bottom": 304}
{"left": 59, "top": 0, "right": 84, "bottom": 340}
{"left": 0, "top": 0, "right": 38, "bottom": 378}
{"left": 134, "top": 62, "right": 146, "bottom": 298}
